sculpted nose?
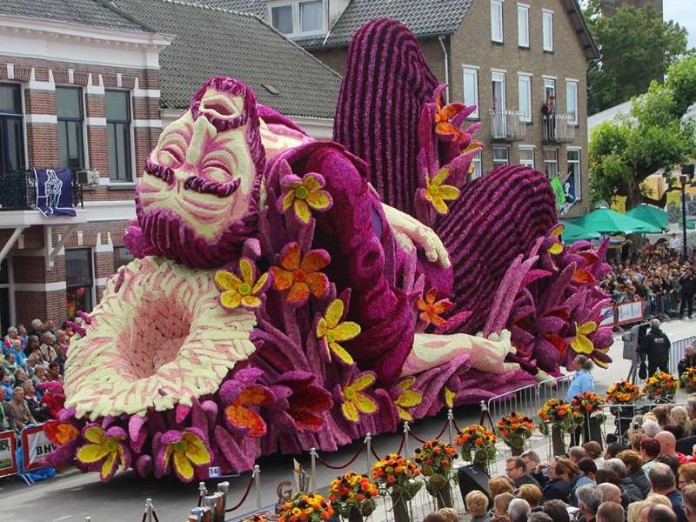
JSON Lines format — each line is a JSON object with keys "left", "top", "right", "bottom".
{"left": 185, "top": 117, "right": 217, "bottom": 167}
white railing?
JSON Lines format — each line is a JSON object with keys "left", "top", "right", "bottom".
{"left": 490, "top": 109, "right": 527, "bottom": 141}
{"left": 543, "top": 113, "right": 576, "bottom": 142}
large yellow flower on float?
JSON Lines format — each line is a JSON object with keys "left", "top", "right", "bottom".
{"left": 64, "top": 257, "right": 257, "bottom": 420}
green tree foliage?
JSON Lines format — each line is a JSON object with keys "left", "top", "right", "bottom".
{"left": 589, "top": 57, "right": 696, "bottom": 209}
{"left": 585, "top": 1, "right": 688, "bottom": 114}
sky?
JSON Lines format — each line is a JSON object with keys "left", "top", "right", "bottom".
{"left": 664, "top": 0, "right": 696, "bottom": 49}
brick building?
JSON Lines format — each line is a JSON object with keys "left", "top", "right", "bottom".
{"left": 207, "top": 0, "right": 599, "bottom": 218}
{"left": 0, "top": 0, "right": 340, "bottom": 331}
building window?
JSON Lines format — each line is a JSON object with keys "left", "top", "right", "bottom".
{"left": 566, "top": 80, "right": 579, "bottom": 125}
{"left": 543, "top": 148, "right": 558, "bottom": 178}
{"left": 517, "top": 4, "right": 529, "bottom": 48}
{"left": 66, "top": 248, "right": 94, "bottom": 317}
{"left": 270, "top": 1, "right": 325, "bottom": 36}
{"left": 519, "top": 147, "right": 535, "bottom": 169}
{"left": 113, "top": 246, "right": 134, "bottom": 273}
{"left": 518, "top": 74, "right": 532, "bottom": 122}
{"left": 0, "top": 83, "right": 24, "bottom": 175}
{"left": 56, "top": 87, "right": 85, "bottom": 170}
{"left": 567, "top": 148, "right": 582, "bottom": 201}
{"left": 543, "top": 78, "right": 556, "bottom": 100}
{"left": 491, "top": 0, "right": 504, "bottom": 43}
{"left": 462, "top": 67, "right": 479, "bottom": 119}
{"left": 493, "top": 147, "right": 509, "bottom": 169}
{"left": 271, "top": 5, "right": 294, "bottom": 34}
{"left": 471, "top": 150, "right": 482, "bottom": 179}
{"left": 543, "top": 10, "right": 554, "bottom": 52}
{"left": 106, "top": 90, "right": 133, "bottom": 182}
{"left": 300, "top": 0, "right": 322, "bottom": 32}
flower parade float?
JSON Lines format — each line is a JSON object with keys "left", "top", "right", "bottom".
{"left": 45, "top": 19, "right": 612, "bottom": 482}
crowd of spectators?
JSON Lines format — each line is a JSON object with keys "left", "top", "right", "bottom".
{"left": 420, "top": 394, "right": 696, "bottom": 522}
{"left": 0, "top": 318, "right": 72, "bottom": 433}
{"left": 601, "top": 239, "right": 696, "bottom": 318}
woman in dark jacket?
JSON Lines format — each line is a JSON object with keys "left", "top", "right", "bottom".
{"left": 618, "top": 450, "right": 650, "bottom": 499}
{"left": 542, "top": 458, "right": 578, "bottom": 503}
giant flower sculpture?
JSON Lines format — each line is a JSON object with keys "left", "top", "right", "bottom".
{"left": 53, "top": 22, "right": 611, "bottom": 483}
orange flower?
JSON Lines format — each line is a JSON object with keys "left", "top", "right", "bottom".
{"left": 270, "top": 242, "right": 330, "bottom": 306}
{"left": 434, "top": 97, "right": 466, "bottom": 141}
{"left": 417, "top": 289, "right": 454, "bottom": 327}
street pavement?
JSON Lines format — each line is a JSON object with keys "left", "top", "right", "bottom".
{"left": 1, "top": 317, "right": 694, "bottom": 522}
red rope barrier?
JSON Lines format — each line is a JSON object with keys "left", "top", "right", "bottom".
{"left": 412, "top": 418, "right": 450, "bottom": 443}
{"left": 315, "top": 444, "right": 364, "bottom": 470}
{"left": 225, "top": 474, "right": 255, "bottom": 513}
{"left": 370, "top": 432, "right": 406, "bottom": 461}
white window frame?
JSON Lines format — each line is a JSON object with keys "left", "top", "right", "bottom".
{"left": 567, "top": 147, "right": 582, "bottom": 201}
{"left": 492, "top": 146, "right": 509, "bottom": 168}
{"left": 543, "top": 9, "right": 554, "bottom": 52}
{"left": 566, "top": 79, "right": 579, "bottom": 125}
{"left": 543, "top": 77, "right": 556, "bottom": 100}
{"left": 517, "top": 73, "right": 532, "bottom": 123}
{"left": 462, "top": 66, "right": 480, "bottom": 119}
{"left": 518, "top": 146, "right": 535, "bottom": 169}
{"left": 471, "top": 150, "right": 482, "bottom": 179}
{"left": 543, "top": 148, "right": 559, "bottom": 179}
{"left": 267, "top": 0, "right": 326, "bottom": 38}
{"left": 492, "top": 70, "right": 507, "bottom": 113}
{"left": 491, "top": 0, "right": 504, "bottom": 43}
{"left": 105, "top": 89, "right": 136, "bottom": 184}
{"left": 517, "top": 3, "right": 530, "bottom": 48}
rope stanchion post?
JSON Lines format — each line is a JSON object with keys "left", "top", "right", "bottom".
{"left": 310, "top": 447, "right": 318, "bottom": 493}
{"left": 447, "top": 409, "right": 454, "bottom": 445}
{"left": 198, "top": 481, "right": 207, "bottom": 507}
{"left": 403, "top": 422, "right": 410, "bottom": 457}
{"left": 145, "top": 498, "right": 154, "bottom": 522}
{"left": 254, "top": 464, "right": 262, "bottom": 510}
{"left": 364, "top": 433, "right": 372, "bottom": 472}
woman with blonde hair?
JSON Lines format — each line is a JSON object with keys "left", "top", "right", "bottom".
{"left": 517, "top": 483, "right": 542, "bottom": 509}
{"left": 493, "top": 492, "right": 515, "bottom": 518}
{"left": 651, "top": 404, "right": 673, "bottom": 428}
{"left": 671, "top": 406, "right": 692, "bottom": 438}
{"left": 680, "top": 462, "right": 696, "bottom": 490}
{"left": 626, "top": 494, "right": 672, "bottom": 522}
{"left": 465, "top": 490, "right": 490, "bottom": 522}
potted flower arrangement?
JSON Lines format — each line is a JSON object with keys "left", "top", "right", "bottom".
{"left": 279, "top": 493, "right": 334, "bottom": 522}
{"left": 605, "top": 380, "right": 642, "bottom": 404}
{"left": 570, "top": 391, "right": 605, "bottom": 445}
{"left": 682, "top": 367, "right": 696, "bottom": 394}
{"left": 606, "top": 380, "right": 642, "bottom": 432}
{"left": 537, "top": 398, "right": 577, "bottom": 456}
{"left": 643, "top": 372, "right": 678, "bottom": 403}
{"left": 496, "top": 412, "right": 535, "bottom": 456}
{"left": 372, "top": 453, "right": 422, "bottom": 522}
{"left": 414, "top": 440, "right": 458, "bottom": 509}
{"left": 455, "top": 424, "right": 497, "bottom": 472}
{"left": 328, "top": 471, "right": 379, "bottom": 522}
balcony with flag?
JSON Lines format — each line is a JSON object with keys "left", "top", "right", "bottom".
{"left": 490, "top": 109, "right": 527, "bottom": 141}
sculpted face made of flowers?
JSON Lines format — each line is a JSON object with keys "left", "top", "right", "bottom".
{"left": 134, "top": 78, "right": 266, "bottom": 268}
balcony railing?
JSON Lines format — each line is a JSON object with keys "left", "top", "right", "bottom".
{"left": 542, "top": 114, "right": 576, "bottom": 143}
{"left": 490, "top": 109, "right": 527, "bottom": 141}
{"left": 0, "top": 169, "right": 83, "bottom": 211}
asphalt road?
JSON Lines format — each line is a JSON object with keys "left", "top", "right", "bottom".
{"left": 1, "top": 317, "right": 694, "bottom": 522}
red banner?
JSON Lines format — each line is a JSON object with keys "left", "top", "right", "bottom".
{"left": 0, "top": 430, "right": 18, "bottom": 477}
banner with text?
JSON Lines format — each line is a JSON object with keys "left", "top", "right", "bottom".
{"left": 21, "top": 424, "right": 56, "bottom": 471}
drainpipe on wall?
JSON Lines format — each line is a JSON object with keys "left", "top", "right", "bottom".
{"left": 438, "top": 36, "right": 450, "bottom": 103}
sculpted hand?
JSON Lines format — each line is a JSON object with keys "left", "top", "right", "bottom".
{"left": 381, "top": 203, "right": 450, "bottom": 268}
{"left": 404, "top": 330, "right": 518, "bottom": 376}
